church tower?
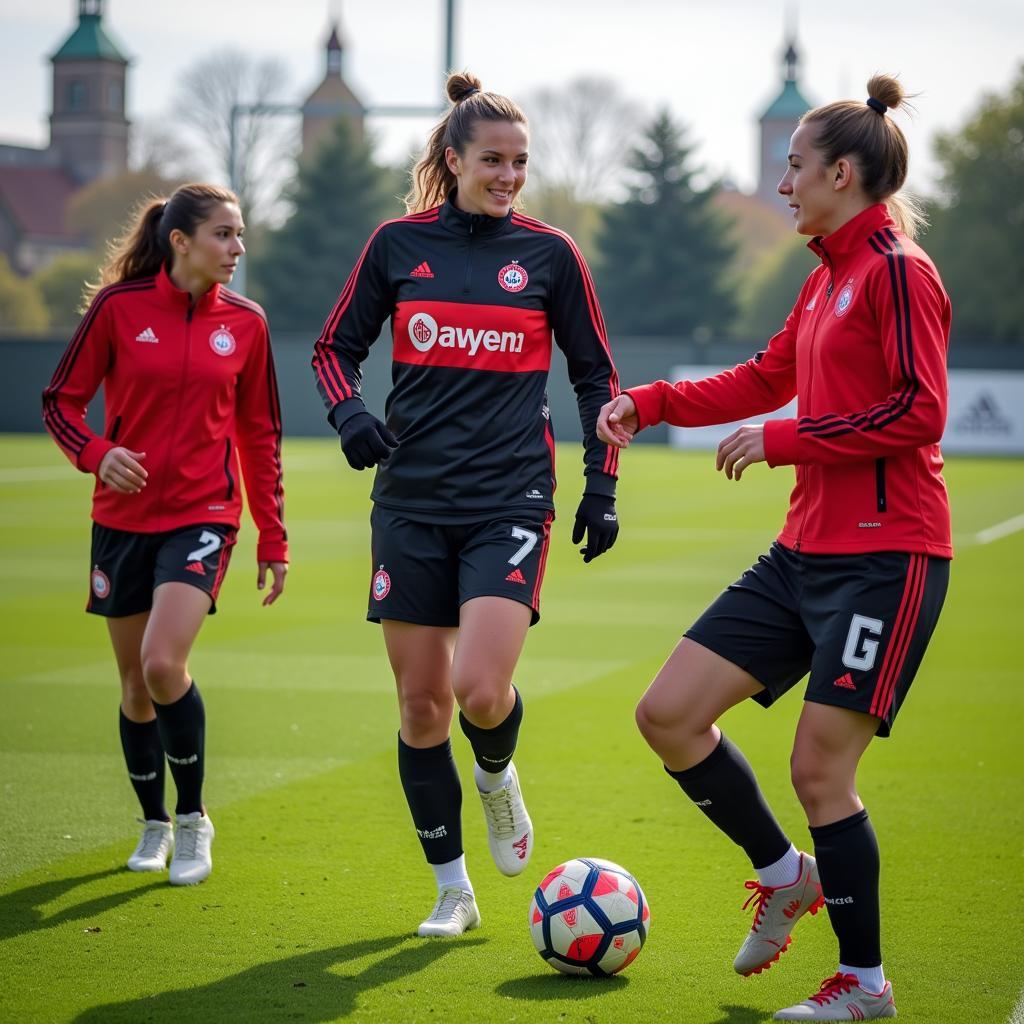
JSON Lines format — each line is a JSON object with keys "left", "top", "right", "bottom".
{"left": 301, "top": 16, "right": 366, "bottom": 158}
{"left": 49, "top": 0, "right": 130, "bottom": 185}
{"left": 757, "top": 36, "right": 811, "bottom": 206}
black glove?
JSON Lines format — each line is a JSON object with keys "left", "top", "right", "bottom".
{"left": 338, "top": 412, "right": 399, "bottom": 470}
{"left": 572, "top": 493, "right": 619, "bottom": 563}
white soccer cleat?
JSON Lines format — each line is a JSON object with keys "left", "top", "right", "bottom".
{"left": 774, "top": 973, "right": 897, "bottom": 1020}
{"left": 417, "top": 886, "right": 481, "bottom": 937}
{"left": 127, "top": 819, "right": 173, "bottom": 872}
{"left": 734, "top": 851, "right": 824, "bottom": 975}
{"left": 169, "top": 812, "right": 214, "bottom": 886}
{"left": 478, "top": 762, "right": 533, "bottom": 876}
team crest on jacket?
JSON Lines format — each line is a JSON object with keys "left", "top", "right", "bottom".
{"left": 91, "top": 567, "right": 111, "bottom": 599}
{"left": 372, "top": 566, "right": 391, "bottom": 601}
{"left": 498, "top": 262, "right": 528, "bottom": 293}
{"left": 209, "top": 325, "right": 237, "bottom": 356}
{"left": 835, "top": 282, "right": 855, "bottom": 318}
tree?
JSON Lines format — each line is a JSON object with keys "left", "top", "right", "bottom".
{"left": 0, "top": 256, "right": 49, "bottom": 332}
{"left": 523, "top": 77, "right": 641, "bottom": 248}
{"left": 925, "top": 64, "right": 1024, "bottom": 344}
{"left": 33, "top": 252, "right": 100, "bottom": 329}
{"left": 173, "top": 50, "right": 294, "bottom": 220}
{"left": 251, "top": 119, "right": 397, "bottom": 333}
{"left": 735, "top": 235, "right": 817, "bottom": 343}
{"left": 595, "top": 110, "right": 737, "bottom": 338}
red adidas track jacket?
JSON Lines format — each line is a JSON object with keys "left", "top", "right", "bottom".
{"left": 628, "top": 204, "right": 952, "bottom": 557}
{"left": 43, "top": 267, "right": 288, "bottom": 563}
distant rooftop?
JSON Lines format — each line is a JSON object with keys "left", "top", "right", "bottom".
{"left": 51, "top": 7, "right": 128, "bottom": 63}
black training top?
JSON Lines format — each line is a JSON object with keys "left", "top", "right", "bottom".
{"left": 313, "top": 197, "right": 619, "bottom": 521}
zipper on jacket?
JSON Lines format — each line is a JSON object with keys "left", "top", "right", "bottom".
{"left": 107, "top": 415, "right": 122, "bottom": 443}
{"left": 223, "top": 438, "right": 235, "bottom": 500}
{"left": 462, "top": 221, "right": 474, "bottom": 293}
{"left": 875, "top": 458, "right": 887, "bottom": 513}
{"left": 156, "top": 305, "right": 194, "bottom": 527}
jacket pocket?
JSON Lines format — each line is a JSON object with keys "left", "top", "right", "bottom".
{"left": 107, "top": 415, "right": 122, "bottom": 443}
{"left": 875, "top": 458, "right": 887, "bottom": 513}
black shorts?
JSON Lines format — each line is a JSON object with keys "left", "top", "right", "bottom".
{"left": 686, "top": 541, "right": 950, "bottom": 736}
{"left": 367, "top": 506, "right": 554, "bottom": 627}
{"left": 88, "top": 522, "right": 237, "bottom": 618}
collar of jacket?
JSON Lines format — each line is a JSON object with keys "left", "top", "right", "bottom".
{"left": 155, "top": 264, "right": 223, "bottom": 314}
{"left": 439, "top": 193, "right": 514, "bottom": 238}
{"left": 807, "top": 203, "right": 894, "bottom": 264}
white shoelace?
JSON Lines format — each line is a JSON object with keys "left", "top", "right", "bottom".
{"left": 429, "top": 888, "right": 467, "bottom": 922}
{"left": 480, "top": 786, "right": 516, "bottom": 837}
{"left": 175, "top": 822, "right": 200, "bottom": 859}
{"left": 137, "top": 823, "right": 169, "bottom": 857}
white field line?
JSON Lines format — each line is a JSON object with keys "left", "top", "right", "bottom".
{"left": 1007, "top": 986, "right": 1024, "bottom": 1024}
{"left": 975, "top": 513, "right": 1024, "bottom": 545}
{"left": 0, "top": 466, "right": 74, "bottom": 483}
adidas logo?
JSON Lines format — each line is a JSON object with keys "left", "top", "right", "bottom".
{"left": 833, "top": 671, "right": 856, "bottom": 690}
{"left": 184, "top": 561, "right": 207, "bottom": 575}
{"left": 953, "top": 392, "right": 1013, "bottom": 435}
{"left": 505, "top": 568, "right": 527, "bottom": 584}
{"left": 135, "top": 327, "right": 159, "bottom": 343}
{"left": 410, "top": 261, "right": 435, "bottom": 278}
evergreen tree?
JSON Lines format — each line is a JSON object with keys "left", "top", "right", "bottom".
{"left": 595, "top": 109, "right": 737, "bottom": 338}
{"left": 252, "top": 119, "right": 398, "bottom": 332}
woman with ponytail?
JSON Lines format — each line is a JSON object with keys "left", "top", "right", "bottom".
{"left": 313, "top": 72, "right": 620, "bottom": 937}
{"left": 43, "top": 183, "right": 288, "bottom": 886}
{"left": 598, "top": 75, "right": 951, "bottom": 1021}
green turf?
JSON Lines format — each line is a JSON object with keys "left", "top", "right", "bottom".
{"left": 1, "top": 434, "right": 1021, "bottom": 1023}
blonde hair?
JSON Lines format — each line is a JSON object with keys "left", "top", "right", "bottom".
{"left": 801, "top": 73, "right": 926, "bottom": 239}
{"left": 404, "top": 71, "right": 528, "bottom": 214}
{"left": 83, "top": 182, "right": 239, "bottom": 307}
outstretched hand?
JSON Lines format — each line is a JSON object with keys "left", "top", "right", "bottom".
{"left": 597, "top": 395, "right": 638, "bottom": 448}
{"left": 339, "top": 412, "right": 399, "bottom": 470}
{"left": 716, "top": 424, "right": 766, "bottom": 480}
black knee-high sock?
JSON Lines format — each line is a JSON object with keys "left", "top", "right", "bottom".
{"left": 665, "top": 733, "right": 791, "bottom": 869}
{"left": 152, "top": 681, "right": 205, "bottom": 816}
{"left": 398, "top": 735, "right": 463, "bottom": 865}
{"left": 118, "top": 710, "right": 168, "bottom": 822}
{"left": 810, "top": 809, "right": 881, "bottom": 967}
{"left": 458, "top": 686, "right": 523, "bottom": 775}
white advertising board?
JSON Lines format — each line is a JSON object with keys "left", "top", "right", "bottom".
{"left": 666, "top": 366, "right": 1024, "bottom": 456}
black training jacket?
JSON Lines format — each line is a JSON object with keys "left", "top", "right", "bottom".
{"left": 312, "top": 197, "right": 619, "bottom": 520}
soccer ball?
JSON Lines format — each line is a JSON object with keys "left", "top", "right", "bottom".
{"left": 528, "top": 857, "right": 651, "bottom": 976}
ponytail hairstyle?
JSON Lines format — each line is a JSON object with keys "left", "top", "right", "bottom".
{"left": 82, "top": 182, "right": 240, "bottom": 308}
{"left": 404, "top": 71, "right": 528, "bottom": 214}
{"left": 800, "top": 73, "right": 926, "bottom": 239}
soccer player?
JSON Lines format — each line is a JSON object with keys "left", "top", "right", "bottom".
{"left": 43, "top": 184, "right": 288, "bottom": 886}
{"left": 598, "top": 75, "right": 950, "bottom": 1021}
{"left": 313, "top": 72, "right": 620, "bottom": 937}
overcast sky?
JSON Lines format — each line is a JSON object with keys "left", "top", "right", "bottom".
{"left": 3, "top": 0, "right": 1022, "bottom": 196}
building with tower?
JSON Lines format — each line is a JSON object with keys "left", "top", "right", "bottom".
{"left": 0, "top": 0, "right": 130, "bottom": 275}
{"left": 757, "top": 37, "right": 812, "bottom": 206}
{"left": 301, "top": 18, "right": 366, "bottom": 160}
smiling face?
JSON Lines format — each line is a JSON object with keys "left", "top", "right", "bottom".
{"left": 777, "top": 123, "right": 843, "bottom": 237}
{"left": 446, "top": 119, "right": 529, "bottom": 218}
{"left": 170, "top": 201, "right": 245, "bottom": 293}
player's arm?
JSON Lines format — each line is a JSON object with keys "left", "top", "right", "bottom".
{"left": 548, "top": 236, "right": 620, "bottom": 562}
{"left": 763, "top": 256, "right": 950, "bottom": 468}
{"left": 236, "top": 315, "right": 288, "bottom": 602}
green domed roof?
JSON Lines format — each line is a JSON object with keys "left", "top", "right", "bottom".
{"left": 761, "top": 79, "right": 810, "bottom": 122}
{"left": 51, "top": 12, "right": 128, "bottom": 63}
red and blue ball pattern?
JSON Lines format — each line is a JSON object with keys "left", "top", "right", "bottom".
{"left": 529, "top": 857, "right": 650, "bottom": 976}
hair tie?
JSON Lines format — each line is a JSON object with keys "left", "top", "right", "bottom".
{"left": 866, "top": 97, "right": 886, "bottom": 114}
{"left": 462, "top": 87, "right": 480, "bottom": 100}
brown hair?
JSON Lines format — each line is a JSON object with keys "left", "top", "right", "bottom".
{"left": 800, "top": 73, "right": 926, "bottom": 238}
{"left": 83, "top": 182, "right": 239, "bottom": 307}
{"left": 404, "top": 71, "right": 528, "bottom": 214}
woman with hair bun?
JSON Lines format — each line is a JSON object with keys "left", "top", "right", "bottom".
{"left": 313, "top": 72, "right": 620, "bottom": 937}
{"left": 43, "top": 183, "right": 288, "bottom": 886}
{"left": 598, "top": 75, "right": 950, "bottom": 1020}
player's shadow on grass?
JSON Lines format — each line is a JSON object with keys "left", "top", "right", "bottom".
{"left": 0, "top": 866, "right": 162, "bottom": 942}
{"left": 711, "top": 1004, "right": 772, "bottom": 1024}
{"left": 73, "top": 933, "right": 488, "bottom": 1023}
{"left": 496, "top": 972, "right": 629, "bottom": 1000}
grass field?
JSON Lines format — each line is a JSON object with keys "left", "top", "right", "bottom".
{"left": 1, "top": 434, "right": 1022, "bottom": 1023}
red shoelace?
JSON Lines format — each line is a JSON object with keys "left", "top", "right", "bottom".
{"left": 741, "top": 880, "right": 774, "bottom": 932}
{"left": 809, "top": 972, "right": 860, "bottom": 1005}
